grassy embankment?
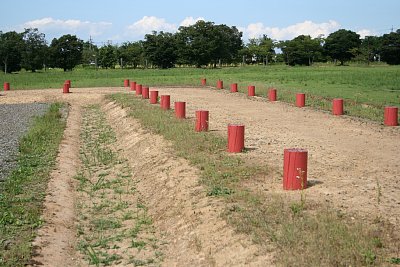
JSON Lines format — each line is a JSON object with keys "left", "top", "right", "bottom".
{"left": 0, "top": 104, "right": 66, "bottom": 267}
{"left": 1, "top": 64, "right": 399, "bottom": 122}
{"left": 109, "top": 93, "right": 399, "bottom": 266}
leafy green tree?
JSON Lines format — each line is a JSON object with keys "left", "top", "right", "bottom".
{"left": 0, "top": 31, "right": 25, "bottom": 73}
{"left": 98, "top": 44, "right": 117, "bottom": 69}
{"left": 143, "top": 31, "right": 177, "bottom": 68}
{"left": 49, "top": 34, "right": 83, "bottom": 71}
{"left": 176, "top": 21, "right": 243, "bottom": 67}
{"left": 350, "top": 36, "right": 383, "bottom": 64}
{"left": 246, "top": 35, "right": 275, "bottom": 64}
{"left": 380, "top": 30, "right": 400, "bottom": 65}
{"left": 81, "top": 41, "right": 98, "bottom": 68}
{"left": 324, "top": 29, "right": 361, "bottom": 65}
{"left": 280, "top": 35, "right": 323, "bottom": 66}
{"left": 118, "top": 41, "right": 143, "bottom": 68}
{"left": 21, "top": 28, "right": 48, "bottom": 72}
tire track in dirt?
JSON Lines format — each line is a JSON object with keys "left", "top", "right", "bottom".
{"left": 103, "top": 100, "right": 274, "bottom": 266}
{"left": 30, "top": 104, "right": 81, "bottom": 266}
{"left": 150, "top": 87, "right": 400, "bottom": 228}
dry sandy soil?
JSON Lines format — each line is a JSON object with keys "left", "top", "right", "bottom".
{"left": 1, "top": 86, "right": 399, "bottom": 266}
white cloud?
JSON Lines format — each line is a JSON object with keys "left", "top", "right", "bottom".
{"left": 357, "top": 29, "right": 374, "bottom": 38}
{"left": 242, "top": 20, "right": 341, "bottom": 40}
{"left": 179, "top": 16, "right": 205, "bottom": 27}
{"left": 126, "top": 16, "right": 176, "bottom": 36}
{"left": 22, "top": 17, "right": 112, "bottom": 37}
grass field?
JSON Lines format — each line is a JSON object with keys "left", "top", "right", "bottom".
{"left": 1, "top": 64, "right": 399, "bottom": 122}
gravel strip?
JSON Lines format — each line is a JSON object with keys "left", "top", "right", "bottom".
{"left": 0, "top": 103, "right": 50, "bottom": 181}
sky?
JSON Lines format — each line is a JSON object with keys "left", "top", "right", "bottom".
{"left": 1, "top": 0, "right": 399, "bottom": 45}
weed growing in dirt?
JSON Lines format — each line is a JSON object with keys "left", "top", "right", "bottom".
{"left": 75, "top": 104, "right": 163, "bottom": 266}
{"left": 110, "top": 93, "right": 398, "bottom": 266}
{"left": 0, "top": 103, "right": 66, "bottom": 267}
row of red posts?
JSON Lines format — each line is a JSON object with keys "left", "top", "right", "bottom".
{"left": 200, "top": 77, "right": 399, "bottom": 190}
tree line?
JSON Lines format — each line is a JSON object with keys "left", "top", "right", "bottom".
{"left": 1, "top": 21, "right": 400, "bottom": 73}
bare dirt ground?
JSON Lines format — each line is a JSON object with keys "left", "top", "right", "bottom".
{"left": 1, "top": 86, "right": 399, "bottom": 265}
{"left": 153, "top": 86, "right": 400, "bottom": 228}
{"left": 0, "top": 87, "right": 273, "bottom": 266}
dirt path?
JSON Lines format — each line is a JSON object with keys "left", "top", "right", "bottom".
{"left": 1, "top": 88, "right": 273, "bottom": 266}
{"left": 151, "top": 87, "right": 400, "bottom": 227}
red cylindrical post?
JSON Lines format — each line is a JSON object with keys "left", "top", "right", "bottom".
{"left": 130, "top": 81, "right": 137, "bottom": 91}
{"left": 268, "top": 88, "right": 277, "bottom": 101}
{"left": 227, "top": 124, "right": 245, "bottom": 153}
{"left": 248, "top": 85, "right": 255, "bottom": 96}
{"left": 136, "top": 84, "right": 142, "bottom": 95}
{"left": 195, "top": 110, "right": 209, "bottom": 132}
{"left": 296, "top": 93, "right": 306, "bottom": 107}
{"left": 283, "top": 148, "right": 308, "bottom": 190}
{"left": 384, "top": 106, "right": 398, "bottom": 126}
{"left": 217, "top": 80, "right": 223, "bottom": 89}
{"left": 201, "top": 78, "right": 207, "bottom": 86}
{"left": 150, "top": 90, "right": 159, "bottom": 104}
{"left": 160, "top": 95, "right": 170, "bottom": 110}
{"left": 4, "top": 82, "right": 10, "bottom": 91}
{"left": 332, "top": 98, "right": 344, "bottom": 115}
{"left": 230, "top": 83, "right": 238, "bottom": 93}
{"left": 65, "top": 80, "right": 71, "bottom": 88}
{"left": 142, "top": 87, "right": 149, "bottom": 99}
{"left": 124, "top": 79, "right": 130, "bottom": 87}
{"left": 63, "top": 83, "right": 69, "bottom": 94}
{"left": 174, "top": 102, "right": 186, "bottom": 119}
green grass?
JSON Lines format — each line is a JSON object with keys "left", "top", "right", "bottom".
{"left": 0, "top": 103, "right": 66, "bottom": 267}
{"left": 109, "top": 93, "right": 398, "bottom": 266}
{"left": 76, "top": 104, "right": 163, "bottom": 266}
{"left": 1, "top": 64, "right": 399, "bottom": 122}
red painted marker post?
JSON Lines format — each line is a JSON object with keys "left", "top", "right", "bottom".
{"left": 227, "top": 124, "right": 245, "bottom": 153}
{"left": 195, "top": 110, "right": 209, "bottom": 132}
{"left": 130, "top": 81, "right": 137, "bottom": 91}
{"left": 296, "top": 93, "right": 306, "bottom": 107}
{"left": 248, "top": 85, "right": 255, "bottom": 96}
{"left": 283, "top": 148, "right": 308, "bottom": 190}
{"left": 384, "top": 106, "right": 398, "bottom": 126}
{"left": 136, "top": 84, "right": 142, "bottom": 96}
{"left": 65, "top": 80, "right": 71, "bottom": 88}
{"left": 174, "top": 102, "right": 186, "bottom": 119}
{"left": 142, "top": 87, "right": 149, "bottom": 99}
{"left": 150, "top": 90, "right": 159, "bottom": 104}
{"left": 332, "top": 98, "right": 344, "bottom": 115}
{"left": 201, "top": 78, "right": 207, "bottom": 86}
{"left": 4, "top": 82, "right": 10, "bottom": 91}
{"left": 160, "top": 95, "right": 170, "bottom": 110}
{"left": 230, "top": 83, "right": 238, "bottom": 93}
{"left": 63, "top": 83, "right": 70, "bottom": 94}
{"left": 124, "top": 79, "right": 130, "bottom": 87}
{"left": 268, "top": 88, "right": 277, "bottom": 101}
{"left": 217, "top": 80, "right": 223, "bottom": 89}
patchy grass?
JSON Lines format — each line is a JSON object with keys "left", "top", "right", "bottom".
{"left": 1, "top": 65, "right": 399, "bottom": 122}
{"left": 109, "top": 93, "right": 399, "bottom": 266}
{"left": 75, "top": 104, "right": 163, "bottom": 266}
{"left": 0, "top": 103, "right": 66, "bottom": 267}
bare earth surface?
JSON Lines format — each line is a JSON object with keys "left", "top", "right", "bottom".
{"left": 1, "top": 86, "right": 399, "bottom": 266}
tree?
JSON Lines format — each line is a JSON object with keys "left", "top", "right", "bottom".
{"left": 143, "top": 31, "right": 177, "bottom": 68}
{"left": 280, "top": 35, "right": 323, "bottom": 66}
{"left": 98, "top": 44, "right": 117, "bottom": 69}
{"left": 176, "top": 21, "right": 243, "bottom": 67}
{"left": 82, "top": 41, "right": 98, "bottom": 68}
{"left": 21, "top": 28, "right": 48, "bottom": 72}
{"left": 324, "top": 29, "right": 361, "bottom": 65}
{"left": 49, "top": 34, "right": 83, "bottom": 71}
{"left": 118, "top": 41, "right": 143, "bottom": 68}
{"left": 380, "top": 29, "right": 400, "bottom": 65}
{"left": 245, "top": 35, "right": 275, "bottom": 64}
{"left": 0, "top": 31, "right": 25, "bottom": 73}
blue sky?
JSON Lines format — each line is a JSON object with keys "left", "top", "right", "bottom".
{"left": 2, "top": 0, "right": 399, "bottom": 45}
